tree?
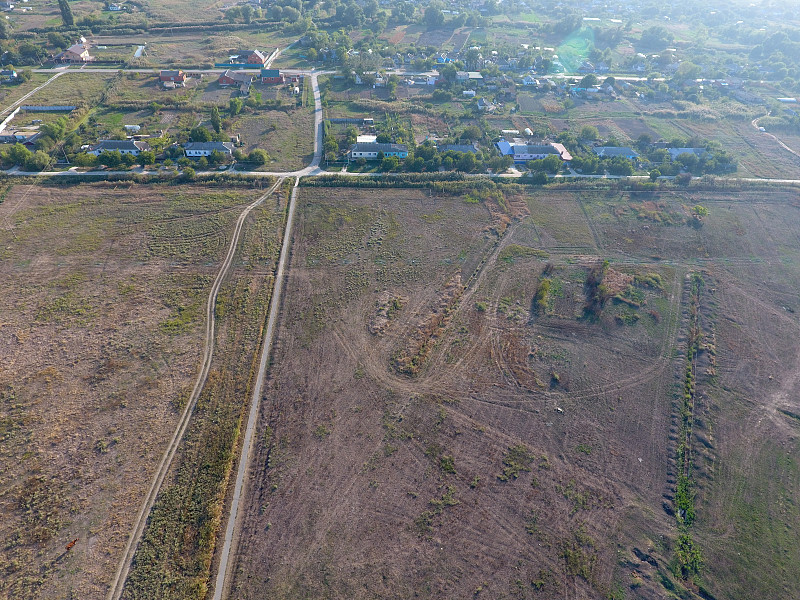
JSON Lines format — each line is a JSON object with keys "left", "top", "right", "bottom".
{"left": 530, "top": 171, "right": 548, "bottom": 185}
{"left": 248, "top": 149, "right": 269, "bottom": 165}
{"left": 189, "top": 126, "right": 213, "bottom": 142}
{"left": 606, "top": 156, "right": 634, "bottom": 176}
{"left": 57, "top": 0, "right": 74, "bottom": 27}
{"left": 439, "top": 63, "right": 458, "bottom": 82}
{"left": 7, "top": 143, "right": 33, "bottom": 166}
{"left": 460, "top": 125, "right": 482, "bottom": 141}
{"left": 529, "top": 154, "right": 562, "bottom": 174}
{"left": 579, "top": 125, "right": 599, "bottom": 140}
{"left": 210, "top": 106, "right": 222, "bottom": 134}
{"left": 72, "top": 152, "right": 97, "bottom": 167}
{"left": 672, "top": 62, "right": 701, "bottom": 85}
{"left": 387, "top": 74, "right": 399, "bottom": 99}
{"left": 424, "top": 4, "right": 444, "bottom": 27}
{"left": 25, "top": 150, "right": 54, "bottom": 172}
{"left": 138, "top": 150, "right": 156, "bottom": 167}
{"left": 98, "top": 150, "right": 122, "bottom": 168}
{"left": 229, "top": 98, "right": 244, "bottom": 116}
{"left": 241, "top": 4, "right": 253, "bottom": 23}
{"left": 649, "top": 169, "right": 660, "bottom": 182}
{"left": 48, "top": 32, "right": 69, "bottom": 49}
{"left": 635, "top": 134, "right": 652, "bottom": 151}
{"left": 456, "top": 152, "right": 478, "bottom": 172}
{"left": 579, "top": 74, "right": 599, "bottom": 88}
{"left": 225, "top": 6, "right": 240, "bottom": 22}
{"left": 380, "top": 155, "right": 400, "bottom": 171}
{"left": 675, "top": 152, "right": 699, "bottom": 173}
{"left": 197, "top": 157, "right": 208, "bottom": 170}
{"left": 638, "top": 26, "right": 673, "bottom": 50}
{"left": 181, "top": 167, "right": 196, "bottom": 181}
{"left": 121, "top": 153, "right": 137, "bottom": 167}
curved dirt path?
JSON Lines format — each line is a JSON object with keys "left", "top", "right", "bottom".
{"left": 752, "top": 113, "right": 800, "bottom": 160}
{"left": 106, "top": 178, "right": 283, "bottom": 600}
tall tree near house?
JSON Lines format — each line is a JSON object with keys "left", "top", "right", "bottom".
{"left": 210, "top": 106, "right": 222, "bottom": 134}
{"left": 58, "top": 0, "right": 74, "bottom": 27}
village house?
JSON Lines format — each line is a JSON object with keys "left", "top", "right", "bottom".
{"left": 218, "top": 70, "right": 253, "bottom": 87}
{"left": 55, "top": 40, "right": 93, "bottom": 64}
{"left": 496, "top": 140, "right": 572, "bottom": 163}
{"left": 87, "top": 139, "right": 150, "bottom": 156}
{"left": 183, "top": 141, "right": 235, "bottom": 157}
{"left": 476, "top": 97, "right": 495, "bottom": 112}
{"left": 260, "top": 68, "right": 284, "bottom": 84}
{"left": 593, "top": 147, "right": 639, "bottom": 160}
{"left": 0, "top": 130, "right": 39, "bottom": 144}
{"left": 438, "top": 143, "right": 479, "bottom": 154}
{"left": 159, "top": 70, "right": 186, "bottom": 84}
{"left": 667, "top": 147, "right": 710, "bottom": 160}
{"left": 349, "top": 142, "right": 408, "bottom": 161}
{"left": 237, "top": 49, "right": 267, "bottom": 65}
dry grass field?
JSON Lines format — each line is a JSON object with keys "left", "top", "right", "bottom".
{"left": 0, "top": 180, "right": 284, "bottom": 599}
{"left": 224, "top": 183, "right": 800, "bottom": 600}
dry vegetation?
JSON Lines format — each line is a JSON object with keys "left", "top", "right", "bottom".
{"left": 225, "top": 184, "right": 800, "bottom": 600}
{"left": 0, "top": 180, "right": 282, "bottom": 599}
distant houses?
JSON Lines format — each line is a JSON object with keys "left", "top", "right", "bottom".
{"left": 349, "top": 142, "right": 408, "bottom": 161}
{"left": 87, "top": 139, "right": 151, "bottom": 156}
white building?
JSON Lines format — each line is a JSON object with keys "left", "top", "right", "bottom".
{"left": 183, "top": 141, "right": 235, "bottom": 157}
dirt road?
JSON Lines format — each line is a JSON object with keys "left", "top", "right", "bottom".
{"left": 0, "top": 71, "right": 65, "bottom": 117}
{"left": 211, "top": 177, "right": 301, "bottom": 599}
{"left": 105, "top": 178, "right": 283, "bottom": 600}
{"left": 751, "top": 113, "right": 800, "bottom": 160}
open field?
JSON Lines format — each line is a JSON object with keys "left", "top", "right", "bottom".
{"left": 0, "top": 180, "right": 282, "bottom": 599}
{"left": 234, "top": 106, "right": 315, "bottom": 171}
{"left": 223, "top": 183, "right": 800, "bottom": 600}
{"left": 0, "top": 74, "right": 53, "bottom": 110}
{"left": 26, "top": 73, "right": 112, "bottom": 107}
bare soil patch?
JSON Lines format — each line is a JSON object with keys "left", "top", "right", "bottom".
{"left": 226, "top": 184, "right": 800, "bottom": 600}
